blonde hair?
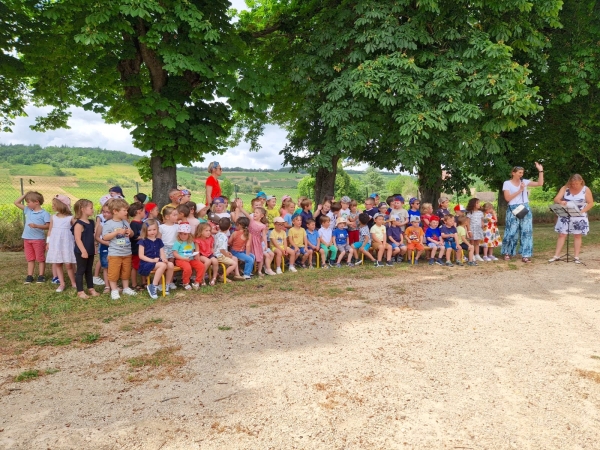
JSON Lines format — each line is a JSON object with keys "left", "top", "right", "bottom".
{"left": 162, "top": 206, "right": 176, "bottom": 218}
{"left": 482, "top": 202, "right": 495, "bottom": 213}
{"left": 177, "top": 231, "right": 194, "bottom": 244}
{"left": 567, "top": 174, "right": 585, "bottom": 188}
{"left": 421, "top": 202, "right": 432, "bottom": 213}
{"left": 254, "top": 206, "right": 268, "bottom": 225}
{"left": 52, "top": 198, "right": 71, "bottom": 216}
{"left": 73, "top": 199, "right": 93, "bottom": 220}
{"left": 438, "top": 197, "right": 449, "bottom": 205}
{"left": 24, "top": 191, "right": 44, "bottom": 205}
{"left": 106, "top": 198, "right": 129, "bottom": 213}
{"left": 140, "top": 219, "right": 159, "bottom": 239}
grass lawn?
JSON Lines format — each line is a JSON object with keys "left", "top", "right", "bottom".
{"left": 1, "top": 223, "right": 598, "bottom": 354}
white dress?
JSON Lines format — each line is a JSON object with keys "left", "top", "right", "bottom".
{"left": 46, "top": 215, "right": 77, "bottom": 264}
{"left": 467, "top": 210, "right": 485, "bottom": 240}
{"left": 554, "top": 187, "right": 589, "bottom": 235}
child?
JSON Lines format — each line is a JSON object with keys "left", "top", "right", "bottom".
{"left": 14, "top": 191, "right": 51, "bottom": 284}
{"left": 435, "top": 197, "right": 451, "bottom": 219}
{"left": 300, "top": 198, "right": 314, "bottom": 229}
{"left": 305, "top": 218, "right": 322, "bottom": 268}
{"left": 377, "top": 202, "right": 390, "bottom": 222}
{"left": 481, "top": 202, "right": 501, "bottom": 261}
{"left": 404, "top": 217, "right": 425, "bottom": 264}
{"left": 161, "top": 188, "right": 183, "bottom": 216}
{"left": 159, "top": 206, "right": 179, "bottom": 265}
{"left": 212, "top": 197, "right": 230, "bottom": 220}
{"left": 314, "top": 200, "right": 332, "bottom": 229}
{"left": 186, "top": 201, "right": 201, "bottom": 235}
{"left": 370, "top": 213, "right": 393, "bottom": 266}
{"left": 295, "top": 196, "right": 308, "bottom": 215}
{"left": 453, "top": 204, "right": 466, "bottom": 217}
{"left": 133, "top": 193, "right": 148, "bottom": 204}
{"left": 318, "top": 216, "right": 337, "bottom": 268}
{"left": 265, "top": 195, "right": 278, "bottom": 229}
{"left": 46, "top": 194, "right": 76, "bottom": 292}
{"left": 347, "top": 200, "right": 360, "bottom": 245}
{"left": 408, "top": 198, "right": 421, "bottom": 223}
{"left": 282, "top": 200, "right": 296, "bottom": 229}
{"left": 94, "top": 203, "right": 112, "bottom": 293}
{"left": 179, "top": 189, "right": 191, "bottom": 205}
{"left": 144, "top": 202, "right": 160, "bottom": 224}
{"left": 173, "top": 222, "right": 206, "bottom": 290}
{"left": 424, "top": 215, "right": 445, "bottom": 265}
{"left": 229, "top": 217, "right": 256, "bottom": 279}
{"left": 457, "top": 215, "right": 476, "bottom": 266}
{"left": 270, "top": 217, "right": 296, "bottom": 273}
{"left": 389, "top": 195, "right": 408, "bottom": 231}
{"left": 339, "top": 196, "right": 351, "bottom": 220}
{"left": 176, "top": 204, "right": 190, "bottom": 223}
{"left": 466, "top": 198, "right": 484, "bottom": 262}
{"left": 214, "top": 218, "right": 245, "bottom": 281}
{"left": 363, "top": 197, "right": 378, "bottom": 227}
{"left": 128, "top": 202, "right": 145, "bottom": 291}
{"left": 138, "top": 219, "right": 175, "bottom": 299}
{"left": 387, "top": 215, "right": 407, "bottom": 263}
{"left": 288, "top": 214, "right": 312, "bottom": 269}
{"left": 352, "top": 213, "right": 374, "bottom": 265}
{"left": 99, "top": 186, "right": 124, "bottom": 207}
{"left": 194, "top": 223, "right": 220, "bottom": 285}
{"left": 244, "top": 204, "right": 275, "bottom": 276}
{"left": 71, "top": 199, "right": 100, "bottom": 299}
{"left": 332, "top": 218, "right": 355, "bottom": 267}
{"left": 102, "top": 198, "right": 137, "bottom": 300}
{"left": 440, "top": 214, "right": 463, "bottom": 267}
{"left": 330, "top": 202, "right": 342, "bottom": 226}
{"left": 421, "top": 203, "right": 433, "bottom": 232}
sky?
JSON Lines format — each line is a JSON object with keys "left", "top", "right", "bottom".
{"left": 0, "top": 0, "right": 293, "bottom": 170}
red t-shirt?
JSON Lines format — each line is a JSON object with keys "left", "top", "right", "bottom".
{"left": 205, "top": 175, "right": 221, "bottom": 203}
{"left": 195, "top": 236, "right": 214, "bottom": 257}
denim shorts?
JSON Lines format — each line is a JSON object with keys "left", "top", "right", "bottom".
{"left": 444, "top": 240, "right": 457, "bottom": 250}
{"left": 99, "top": 244, "right": 109, "bottom": 269}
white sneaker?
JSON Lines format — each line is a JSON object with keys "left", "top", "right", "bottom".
{"left": 482, "top": 256, "right": 490, "bottom": 262}
{"left": 192, "top": 283, "right": 200, "bottom": 290}
{"left": 276, "top": 267, "right": 282, "bottom": 275}
{"left": 122, "top": 287, "right": 137, "bottom": 296}
{"left": 289, "top": 265, "right": 297, "bottom": 273}
{"left": 168, "top": 283, "right": 177, "bottom": 290}
{"left": 184, "top": 284, "right": 192, "bottom": 291}
{"left": 243, "top": 275, "right": 252, "bottom": 280}
{"left": 92, "top": 277, "right": 105, "bottom": 286}
{"left": 354, "top": 259, "right": 363, "bottom": 266}
{"left": 111, "top": 290, "right": 121, "bottom": 300}
{"left": 265, "top": 269, "right": 276, "bottom": 276}
{"left": 475, "top": 255, "right": 484, "bottom": 262}
{"left": 490, "top": 255, "right": 498, "bottom": 261}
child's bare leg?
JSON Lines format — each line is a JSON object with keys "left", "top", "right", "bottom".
{"left": 211, "top": 258, "right": 219, "bottom": 281}
{"left": 319, "top": 249, "right": 326, "bottom": 267}
{"left": 55, "top": 263, "right": 65, "bottom": 287}
{"left": 274, "top": 248, "right": 282, "bottom": 268}
{"left": 346, "top": 250, "right": 353, "bottom": 263}
{"left": 362, "top": 248, "right": 375, "bottom": 261}
{"left": 152, "top": 262, "right": 167, "bottom": 285}
{"left": 336, "top": 250, "right": 345, "bottom": 264}
{"left": 445, "top": 248, "right": 452, "bottom": 261}
{"left": 473, "top": 240, "right": 480, "bottom": 257}
{"left": 468, "top": 246, "right": 474, "bottom": 261}
{"left": 94, "top": 259, "right": 101, "bottom": 277}
{"left": 416, "top": 250, "right": 423, "bottom": 260}
{"left": 289, "top": 249, "right": 297, "bottom": 266}
{"left": 386, "top": 244, "right": 392, "bottom": 261}
{"left": 65, "top": 263, "right": 76, "bottom": 287}
{"left": 377, "top": 245, "right": 384, "bottom": 261}
{"left": 27, "top": 261, "right": 35, "bottom": 277}
{"left": 38, "top": 261, "right": 46, "bottom": 277}
{"left": 225, "top": 262, "right": 235, "bottom": 276}
{"left": 102, "top": 268, "right": 109, "bottom": 286}
{"left": 131, "top": 268, "right": 138, "bottom": 287}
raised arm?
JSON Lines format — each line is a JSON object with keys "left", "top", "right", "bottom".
{"left": 527, "top": 162, "right": 544, "bottom": 188}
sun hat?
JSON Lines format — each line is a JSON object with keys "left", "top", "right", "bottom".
{"left": 178, "top": 223, "right": 191, "bottom": 233}
{"left": 273, "top": 217, "right": 285, "bottom": 223}
{"left": 54, "top": 194, "right": 71, "bottom": 210}
{"left": 341, "top": 196, "right": 351, "bottom": 203}
{"left": 337, "top": 217, "right": 347, "bottom": 224}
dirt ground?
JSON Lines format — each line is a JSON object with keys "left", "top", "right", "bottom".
{"left": 1, "top": 253, "right": 600, "bottom": 450}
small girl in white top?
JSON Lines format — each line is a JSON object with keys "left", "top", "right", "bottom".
{"left": 159, "top": 206, "right": 179, "bottom": 261}
{"left": 466, "top": 198, "right": 484, "bottom": 262}
{"left": 46, "top": 195, "right": 76, "bottom": 292}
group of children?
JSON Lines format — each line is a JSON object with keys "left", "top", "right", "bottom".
{"left": 15, "top": 186, "right": 502, "bottom": 300}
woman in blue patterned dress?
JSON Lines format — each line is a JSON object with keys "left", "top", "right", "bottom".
{"left": 501, "top": 163, "right": 544, "bottom": 263}
{"left": 548, "top": 174, "right": 595, "bottom": 264}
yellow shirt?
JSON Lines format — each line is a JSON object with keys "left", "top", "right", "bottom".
{"left": 457, "top": 225, "right": 467, "bottom": 245}
{"left": 266, "top": 207, "right": 278, "bottom": 228}
{"left": 270, "top": 229, "right": 287, "bottom": 250}
{"left": 370, "top": 224, "right": 386, "bottom": 243}
{"left": 288, "top": 227, "right": 306, "bottom": 248}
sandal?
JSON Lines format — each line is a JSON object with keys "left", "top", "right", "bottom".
{"left": 574, "top": 257, "right": 582, "bottom": 264}
{"left": 209, "top": 279, "right": 216, "bottom": 286}
{"left": 503, "top": 254, "right": 511, "bottom": 261}
{"left": 134, "top": 285, "right": 145, "bottom": 292}
{"left": 548, "top": 256, "right": 562, "bottom": 262}
{"left": 521, "top": 257, "right": 531, "bottom": 264}
{"left": 102, "top": 287, "right": 111, "bottom": 294}
{"left": 77, "top": 291, "right": 89, "bottom": 300}
{"left": 88, "top": 289, "right": 100, "bottom": 297}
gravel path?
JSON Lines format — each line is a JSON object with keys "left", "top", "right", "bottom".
{"left": 1, "top": 254, "right": 599, "bottom": 449}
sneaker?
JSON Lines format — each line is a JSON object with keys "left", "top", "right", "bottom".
{"left": 348, "top": 262, "right": 354, "bottom": 267}
{"left": 374, "top": 261, "right": 384, "bottom": 267}
{"left": 386, "top": 260, "right": 394, "bottom": 267}
{"left": 335, "top": 263, "right": 342, "bottom": 268}
{"left": 36, "top": 275, "right": 46, "bottom": 283}
{"left": 55, "top": 285, "right": 65, "bottom": 293}
{"left": 276, "top": 267, "right": 282, "bottom": 275}
{"left": 308, "top": 265, "right": 314, "bottom": 270}
{"left": 243, "top": 275, "right": 252, "bottom": 280}
{"left": 354, "top": 259, "right": 363, "bottom": 266}
{"left": 51, "top": 276, "right": 60, "bottom": 284}
{"left": 265, "top": 269, "right": 277, "bottom": 275}
{"left": 168, "top": 282, "right": 177, "bottom": 290}
{"left": 24, "top": 275, "right": 34, "bottom": 284}
{"left": 467, "top": 261, "right": 476, "bottom": 267}
{"left": 92, "top": 276, "right": 105, "bottom": 286}
{"left": 289, "top": 265, "right": 298, "bottom": 273}
{"left": 475, "top": 254, "right": 484, "bottom": 262}
{"left": 435, "top": 259, "right": 444, "bottom": 266}
{"left": 192, "top": 282, "right": 200, "bottom": 290}
{"left": 110, "top": 289, "right": 121, "bottom": 300}
{"left": 445, "top": 261, "right": 454, "bottom": 267}
{"left": 147, "top": 284, "right": 158, "bottom": 300}
{"left": 490, "top": 255, "right": 498, "bottom": 261}
{"left": 574, "top": 257, "right": 582, "bottom": 264}
{"left": 429, "top": 258, "right": 435, "bottom": 265}
{"left": 482, "top": 256, "right": 491, "bottom": 262}
{"left": 183, "top": 284, "right": 192, "bottom": 291}
{"left": 122, "top": 287, "right": 137, "bottom": 296}
{"left": 414, "top": 260, "right": 419, "bottom": 265}
{"left": 397, "top": 257, "right": 404, "bottom": 263}
{"left": 455, "top": 261, "right": 463, "bottom": 266}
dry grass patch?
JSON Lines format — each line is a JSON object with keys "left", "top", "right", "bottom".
{"left": 126, "top": 346, "right": 189, "bottom": 382}
{"left": 577, "top": 369, "right": 600, "bottom": 384}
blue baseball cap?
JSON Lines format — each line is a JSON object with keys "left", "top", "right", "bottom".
{"left": 256, "top": 191, "right": 267, "bottom": 199}
{"left": 369, "top": 193, "right": 379, "bottom": 198}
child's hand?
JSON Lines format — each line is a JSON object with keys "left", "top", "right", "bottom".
{"left": 81, "top": 251, "right": 89, "bottom": 259}
{"left": 28, "top": 223, "right": 37, "bottom": 229}
{"left": 154, "top": 257, "right": 160, "bottom": 263}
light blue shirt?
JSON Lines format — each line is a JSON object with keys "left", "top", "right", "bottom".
{"left": 21, "top": 207, "right": 50, "bottom": 240}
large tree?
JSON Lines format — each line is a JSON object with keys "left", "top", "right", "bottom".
{"left": 5, "top": 0, "right": 255, "bottom": 206}
{"left": 241, "top": 0, "right": 562, "bottom": 203}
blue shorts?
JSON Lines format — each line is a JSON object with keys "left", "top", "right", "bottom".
{"left": 99, "top": 244, "right": 109, "bottom": 269}
{"left": 390, "top": 243, "right": 406, "bottom": 250}
{"left": 291, "top": 246, "right": 306, "bottom": 255}
{"left": 353, "top": 242, "right": 371, "bottom": 252}
{"left": 444, "top": 241, "right": 457, "bottom": 250}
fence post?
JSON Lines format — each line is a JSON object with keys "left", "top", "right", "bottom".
{"left": 136, "top": 182, "right": 139, "bottom": 194}
{"left": 20, "top": 178, "right": 25, "bottom": 225}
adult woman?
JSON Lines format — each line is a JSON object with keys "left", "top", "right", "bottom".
{"left": 548, "top": 174, "right": 594, "bottom": 264}
{"left": 205, "top": 161, "right": 222, "bottom": 206}
{"left": 501, "top": 162, "right": 544, "bottom": 263}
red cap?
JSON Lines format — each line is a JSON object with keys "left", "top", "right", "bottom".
{"left": 430, "top": 215, "right": 440, "bottom": 222}
{"left": 145, "top": 202, "right": 158, "bottom": 213}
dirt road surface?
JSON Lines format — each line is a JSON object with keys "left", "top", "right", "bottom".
{"left": 1, "top": 256, "right": 599, "bottom": 449}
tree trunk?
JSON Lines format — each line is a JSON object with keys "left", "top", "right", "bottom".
{"left": 497, "top": 184, "right": 508, "bottom": 226}
{"left": 313, "top": 155, "right": 339, "bottom": 204}
{"left": 417, "top": 157, "right": 442, "bottom": 205}
{"left": 151, "top": 154, "right": 177, "bottom": 209}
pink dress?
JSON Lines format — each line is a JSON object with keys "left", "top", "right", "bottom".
{"left": 249, "top": 220, "right": 266, "bottom": 262}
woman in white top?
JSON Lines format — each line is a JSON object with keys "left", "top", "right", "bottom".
{"left": 548, "top": 174, "right": 594, "bottom": 264}
{"left": 501, "top": 162, "right": 544, "bottom": 263}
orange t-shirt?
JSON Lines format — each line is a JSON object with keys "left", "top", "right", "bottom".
{"left": 404, "top": 226, "right": 424, "bottom": 243}
{"left": 230, "top": 230, "right": 248, "bottom": 252}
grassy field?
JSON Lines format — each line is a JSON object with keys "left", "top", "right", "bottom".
{"left": 0, "top": 223, "right": 599, "bottom": 354}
